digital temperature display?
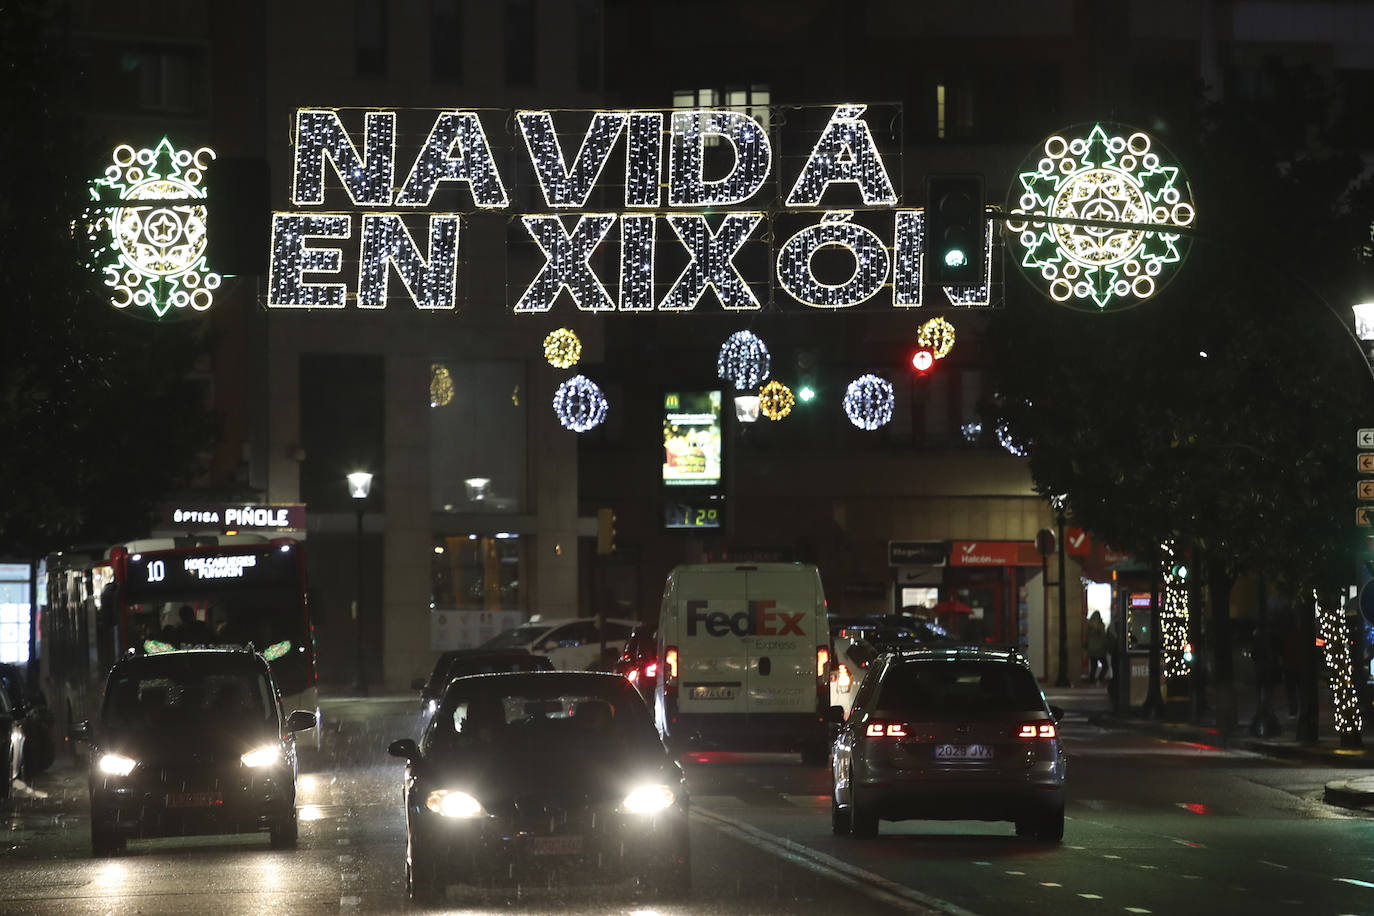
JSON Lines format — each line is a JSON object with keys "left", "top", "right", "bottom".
{"left": 664, "top": 500, "right": 724, "bottom": 530}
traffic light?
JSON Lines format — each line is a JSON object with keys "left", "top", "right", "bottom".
{"left": 909, "top": 346, "right": 936, "bottom": 377}
{"left": 596, "top": 507, "right": 616, "bottom": 554}
{"left": 925, "top": 174, "right": 985, "bottom": 286}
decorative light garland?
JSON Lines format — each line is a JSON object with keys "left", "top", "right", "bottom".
{"left": 1313, "top": 591, "right": 1363, "bottom": 738}
{"left": 89, "top": 137, "right": 222, "bottom": 318}
{"left": 543, "top": 328, "right": 582, "bottom": 368}
{"left": 843, "top": 374, "right": 894, "bottom": 430}
{"left": 785, "top": 104, "right": 897, "bottom": 206}
{"left": 996, "top": 421, "right": 1028, "bottom": 457}
{"left": 917, "top": 317, "right": 956, "bottom": 359}
{"left": 1006, "top": 123, "right": 1195, "bottom": 312}
{"left": 552, "top": 374, "right": 608, "bottom": 432}
{"left": 776, "top": 211, "right": 890, "bottom": 309}
{"left": 961, "top": 421, "right": 983, "bottom": 444}
{"left": 669, "top": 110, "right": 772, "bottom": 207}
{"left": 430, "top": 364, "right": 454, "bottom": 408}
{"left": 717, "top": 330, "right": 771, "bottom": 390}
{"left": 758, "top": 380, "right": 795, "bottom": 420}
{"left": 1160, "top": 543, "right": 1191, "bottom": 678}
{"left": 515, "top": 214, "right": 617, "bottom": 312}
{"left": 518, "top": 110, "right": 627, "bottom": 208}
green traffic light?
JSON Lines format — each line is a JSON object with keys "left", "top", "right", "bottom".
{"left": 798, "top": 385, "right": 816, "bottom": 403}
{"left": 944, "top": 248, "right": 968, "bottom": 269}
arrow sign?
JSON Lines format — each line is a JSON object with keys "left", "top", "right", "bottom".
{"left": 1359, "top": 507, "right": 1374, "bottom": 527}
{"left": 1361, "top": 481, "right": 1374, "bottom": 500}
{"left": 1360, "top": 429, "right": 1374, "bottom": 449}
{"left": 1362, "top": 454, "right": 1374, "bottom": 474}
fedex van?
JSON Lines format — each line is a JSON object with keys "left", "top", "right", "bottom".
{"left": 653, "top": 562, "right": 833, "bottom": 763}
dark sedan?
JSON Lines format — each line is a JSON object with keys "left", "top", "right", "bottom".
{"left": 0, "top": 663, "right": 55, "bottom": 777}
{"left": 389, "top": 671, "right": 690, "bottom": 904}
{"left": 81, "top": 648, "right": 316, "bottom": 855}
{"left": 411, "top": 648, "right": 554, "bottom": 716}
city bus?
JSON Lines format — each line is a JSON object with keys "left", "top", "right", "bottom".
{"left": 43, "top": 534, "right": 319, "bottom": 752}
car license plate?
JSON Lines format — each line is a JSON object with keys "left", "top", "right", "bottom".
{"left": 689, "top": 685, "right": 737, "bottom": 700}
{"left": 933, "top": 744, "right": 993, "bottom": 760}
{"left": 164, "top": 791, "right": 223, "bottom": 808}
{"left": 530, "top": 835, "right": 583, "bottom": 856}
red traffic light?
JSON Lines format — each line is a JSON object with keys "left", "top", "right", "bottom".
{"left": 910, "top": 347, "right": 935, "bottom": 375}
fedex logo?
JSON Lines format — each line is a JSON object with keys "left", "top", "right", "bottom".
{"left": 685, "top": 600, "right": 805, "bottom": 637}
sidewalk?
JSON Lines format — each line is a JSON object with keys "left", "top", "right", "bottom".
{"left": 1042, "top": 679, "right": 1374, "bottom": 814}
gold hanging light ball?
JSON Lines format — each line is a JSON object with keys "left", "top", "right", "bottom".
{"left": 430, "top": 364, "right": 454, "bottom": 407}
{"left": 917, "top": 317, "right": 957, "bottom": 359}
{"left": 543, "top": 328, "right": 582, "bottom": 368}
{"left": 758, "top": 379, "right": 795, "bottom": 421}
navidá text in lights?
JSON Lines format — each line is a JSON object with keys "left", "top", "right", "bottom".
{"left": 267, "top": 104, "right": 997, "bottom": 314}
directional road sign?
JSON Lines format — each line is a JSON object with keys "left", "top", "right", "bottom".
{"left": 1361, "top": 481, "right": 1374, "bottom": 501}
{"left": 1360, "top": 428, "right": 1374, "bottom": 449}
{"left": 1359, "top": 507, "right": 1374, "bottom": 527}
{"left": 1362, "top": 453, "right": 1374, "bottom": 474}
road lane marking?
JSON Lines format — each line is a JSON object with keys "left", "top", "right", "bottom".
{"left": 1125, "top": 909, "right": 1151, "bottom": 914}
{"left": 692, "top": 807, "right": 973, "bottom": 915}
{"left": 1260, "top": 860, "right": 1288, "bottom": 869}
{"left": 1079, "top": 894, "right": 1103, "bottom": 899}
{"left": 1337, "top": 878, "right": 1374, "bottom": 888}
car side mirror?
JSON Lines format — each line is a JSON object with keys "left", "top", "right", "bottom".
{"left": 72, "top": 720, "right": 92, "bottom": 743}
{"left": 287, "top": 710, "right": 317, "bottom": 732}
{"left": 388, "top": 738, "right": 420, "bottom": 761}
{"left": 1049, "top": 704, "right": 1064, "bottom": 723}
{"left": 410, "top": 677, "right": 426, "bottom": 691}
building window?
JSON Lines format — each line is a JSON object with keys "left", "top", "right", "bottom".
{"left": 431, "top": 360, "right": 526, "bottom": 514}
{"left": 355, "top": 0, "right": 388, "bottom": 76}
{"left": 575, "top": 0, "right": 602, "bottom": 93}
{"left": 431, "top": 0, "right": 463, "bottom": 83}
{"left": 432, "top": 535, "right": 524, "bottom": 611}
{"left": 673, "top": 85, "right": 769, "bottom": 147}
{"left": 0, "top": 565, "right": 31, "bottom": 664}
{"left": 505, "top": 0, "right": 536, "bottom": 88}
{"left": 83, "top": 41, "right": 208, "bottom": 116}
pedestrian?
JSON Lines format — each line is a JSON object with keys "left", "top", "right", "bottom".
{"left": 1105, "top": 613, "right": 1124, "bottom": 697}
{"left": 1085, "top": 611, "right": 1108, "bottom": 684}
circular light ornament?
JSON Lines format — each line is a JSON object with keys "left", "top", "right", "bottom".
{"left": 917, "top": 317, "right": 957, "bottom": 359}
{"left": 717, "top": 331, "right": 771, "bottom": 391}
{"left": 430, "top": 364, "right": 454, "bottom": 408}
{"left": 543, "top": 328, "right": 582, "bottom": 368}
{"left": 1006, "top": 123, "right": 1195, "bottom": 312}
{"left": 843, "top": 374, "right": 894, "bottom": 430}
{"left": 89, "top": 137, "right": 222, "bottom": 319}
{"left": 758, "top": 380, "right": 795, "bottom": 421}
{"left": 552, "top": 374, "right": 608, "bottom": 432}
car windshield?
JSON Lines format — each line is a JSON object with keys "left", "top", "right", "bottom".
{"left": 102, "top": 656, "right": 275, "bottom": 730}
{"left": 876, "top": 660, "right": 1046, "bottom": 720}
{"left": 427, "top": 675, "right": 656, "bottom": 754}
{"left": 481, "top": 623, "right": 553, "bottom": 650}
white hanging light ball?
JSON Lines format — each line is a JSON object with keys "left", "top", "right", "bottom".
{"left": 843, "top": 374, "right": 894, "bottom": 430}
{"left": 716, "top": 330, "right": 771, "bottom": 391}
{"left": 552, "top": 374, "right": 608, "bottom": 432}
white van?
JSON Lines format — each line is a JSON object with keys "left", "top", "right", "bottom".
{"left": 653, "top": 563, "right": 833, "bottom": 763}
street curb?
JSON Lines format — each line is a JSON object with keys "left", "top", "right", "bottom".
{"left": 1086, "top": 713, "right": 1374, "bottom": 769}
{"left": 1323, "top": 781, "right": 1374, "bottom": 810}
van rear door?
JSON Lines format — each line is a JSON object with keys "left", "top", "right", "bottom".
{"left": 742, "top": 567, "right": 819, "bottom": 717}
{"left": 676, "top": 570, "right": 750, "bottom": 715}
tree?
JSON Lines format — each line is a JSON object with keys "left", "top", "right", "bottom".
{"left": 0, "top": 2, "right": 216, "bottom": 557}
{"left": 985, "top": 92, "right": 1374, "bottom": 736}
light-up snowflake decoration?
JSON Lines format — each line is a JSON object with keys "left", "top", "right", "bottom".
{"left": 917, "top": 317, "right": 956, "bottom": 359}
{"left": 553, "top": 374, "right": 608, "bottom": 432}
{"left": 1006, "top": 124, "right": 1195, "bottom": 312}
{"left": 430, "top": 364, "right": 454, "bottom": 408}
{"left": 90, "top": 138, "right": 222, "bottom": 319}
{"left": 843, "top": 374, "right": 894, "bottom": 430}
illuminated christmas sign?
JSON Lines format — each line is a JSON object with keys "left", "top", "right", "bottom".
{"left": 89, "top": 138, "right": 222, "bottom": 319}
{"left": 268, "top": 104, "right": 996, "bottom": 314}
{"left": 1006, "top": 123, "right": 1196, "bottom": 312}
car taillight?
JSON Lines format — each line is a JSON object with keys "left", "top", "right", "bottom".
{"left": 816, "top": 646, "right": 830, "bottom": 678}
{"left": 664, "top": 647, "right": 678, "bottom": 682}
{"left": 864, "top": 720, "right": 908, "bottom": 738}
{"left": 834, "top": 664, "right": 852, "bottom": 690}
{"left": 644, "top": 661, "right": 658, "bottom": 679}
{"left": 1017, "top": 723, "right": 1057, "bottom": 739}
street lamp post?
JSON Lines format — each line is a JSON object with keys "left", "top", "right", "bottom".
{"left": 1050, "top": 494, "right": 1071, "bottom": 688}
{"left": 347, "top": 470, "right": 373, "bottom": 696}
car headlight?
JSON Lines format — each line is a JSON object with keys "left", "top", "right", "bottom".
{"left": 425, "top": 789, "right": 484, "bottom": 818}
{"left": 622, "top": 784, "right": 676, "bottom": 814}
{"left": 240, "top": 745, "right": 282, "bottom": 768}
{"left": 99, "top": 753, "right": 137, "bottom": 776}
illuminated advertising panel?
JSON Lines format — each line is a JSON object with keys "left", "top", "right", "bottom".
{"left": 662, "top": 391, "right": 722, "bottom": 488}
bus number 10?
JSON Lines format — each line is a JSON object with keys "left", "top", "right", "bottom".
{"left": 147, "top": 559, "right": 167, "bottom": 583}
